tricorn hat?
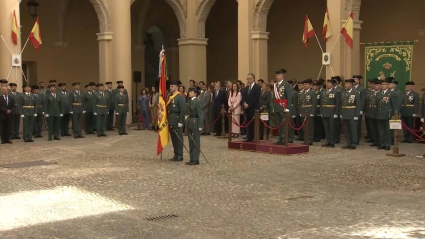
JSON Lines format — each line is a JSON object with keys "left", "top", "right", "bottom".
{"left": 106, "top": 82, "right": 112, "bottom": 85}
{"left": 116, "top": 81, "right": 123, "bottom": 84}
{"left": 276, "top": 69, "right": 287, "bottom": 74}
{"left": 169, "top": 80, "right": 181, "bottom": 86}
{"left": 327, "top": 79, "right": 337, "bottom": 84}
{"left": 117, "top": 85, "right": 124, "bottom": 89}
{"left": 353, "top": 75, "right": 363, "bottom": 79}
{"left": 96, "top": 83, "right": 104, "bottom": 87}
{"left": 303, "top": 78, "right": 313, "bottom": 84}
{"left": 72, "top": 82, "right": 80, "bottom": 86}
{"left": 31, "top": 85, "right": 39, "bottom": 90}
{"left": 332, "top": 76, "right": 342, "bottom": 82}
{"left": 0, "top": 79, "right": 8, "bottom": 83}
{"left": 345, "top": 79, "right": 355, "bottom": 83}
{"left": 48, "top": 84, "right": 56, "bottom": 88}
{"left": 188, "top": 87, "right": 200, "bottom": 94}
{"left": 405, "top": 81, "right": 415, "bottom": 86}
{"left": 8, "top": 83, "right": 17, "bottom": 87}
{"left": 49, "top": 79, "right": 57, "bottom": 83}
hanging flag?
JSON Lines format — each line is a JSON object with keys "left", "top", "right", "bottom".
{"left": 341, "top": 12, "right": 354, "bottom": 49}
{"left": 322, "top": 7, "right": 332, "bottom": 41}
{"left": 12, "top": 10, "right": 19, "bottom": 45}
{"left": 29, "top": 18, "right": 42, "bottom": 51}
{"left": 302, "top": 15, "right": 315, "bottom": 48}
{"left": 157, "top": 47, "right": 170, "bottom": 155}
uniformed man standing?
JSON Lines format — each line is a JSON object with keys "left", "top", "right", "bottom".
{"left": 44, "top": 84, "right": 63, "bottom": 141}
{"left": 332, "top": 76, "right": 342, "bottom": 143}
{"left": 93, "top": 83, "right": 109, "bottom": 137}
{"left": 105, "top": 82, "right": 115, "bottom": 131}
{"left": 389, "top": 78, "right": 402, "bottom": 144}
{"left": 299, "top": 79, "right": 317, "bottom": 145}
{"left": 272, "top": 69, "right": 293, "bottom": 145}
{"left": 168, "top": 81, "right": 186, "bottom": 162}
{"left": 295, "top": 81, "right": 304, "bottom": 141}
{"left": 58, "top": 83, "right": 72, "bottom": 136}
{"left": 115, "top": 81, "right": 128, "bottom": 94}
{"left": 186, "top": 87, "right": 203, "bottom": 165}
{"left": 313, "top": 81, "right": 323, "bottom": 142}
{"left": 401, "top": 81, "right": 419, "bottom": 143}
{"left": 353, "top": 75, "right": 366, "bottom": 145}
{"left": 321, "top": 79, "right": 341, "bottom": 147}
{"left": 84, "top": 85, "right": 96, "bottom": 134}
{"left": 21, "top": 84, "right": 36, "bottom": 142}
{"left": 32, "top": 85, "right": 44, "bottom": 138}
{"left": 115, "top": 85, "right": 129, "bottom": 135}
{"left": 366, "top": 79, "right": 380, "bottom": 146}
{"left": 364, "top": 79, "right": 375, "bottom": 143}
{"left": 70, "top": 82, "right": 85, "bottom": 139}
{"left": 9, "top": 83, "right": 22, "bottom": 140}
{"left": 376, "top": 78, "right": 396, "bottom": 150}
{"left": 341, "top": 79, "right": 361, "bottom": 149}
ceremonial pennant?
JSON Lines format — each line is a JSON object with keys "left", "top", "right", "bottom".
{"left": 29, "top": 18, "right": 42, "bottom": 51}
{"left": 322, "top": 7, "right": 332, "bottom": 41}
{"left": 157, "top": 47, "right": 170, "bottom": 155}
{"left": 12, "top": 10, "right": 19, "bottom": 45}
{"left": 341, "top": 12, "right": 354, "bottom": 49}
{"left": 302, "top": 15, "right": 315, "bottom": 48}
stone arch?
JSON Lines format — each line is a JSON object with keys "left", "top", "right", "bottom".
{"left": 88, "top": 0, "right": 111, "bottom": 32}
{"left": 196, "top": 0, "right": 218, "bottom": 38}
{"left": 253, "top": 0, "right": 275, "bottom": 32}
{"left": 163, "top": 0, "right": 187, "bottom": 38}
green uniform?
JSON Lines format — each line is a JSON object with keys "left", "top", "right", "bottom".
{"left": 320, "top": 88, "right": 341, "bottom": 145}
{"left": 295, "top": 90, "right": 304, "bottom": 141}
{"left": 334, "top": 86, "right": 342, "bottom": 143}
{"left": 390, "top": 89, "right": 402, "bottom": 143}
{"left": 44, "top": 92, "right": 62, "bottom": 140}
{"left": 105, "top": 88, "right": 116, "bottom": 130}
{"left": 400, "top": 90, "right": 419, "bottom": 143}
{"left": 93, "top": 91, "right": 109, "bottom": 136}
{"left": 186, "top": 97, "right": 203, "bottom": 163}
{"left": 299, "top": 89, "right": 317, "bottom": 144}
{"left": 84, "top": 91, "right": 96, "bottom": 134}
{"left": 366, "top": 90, "right": 379, "bottom": 145}
{"left": 272, "top": 80, "right": 293, "bottom": 144}
{"left": 259, "top": 90, "right": 271, "bottom": 140}
{"left": 10, "top": 91, "right": 22, "bottom": 139}
{"left": 314, "top": 88, "right": 325, "bottom": 141}
{"left": 21, "top": 93, "right": 36, "bottom": 142}
{"left": 168, "top": 92, "right": 186, "bottom": 161}
{"left": 353, "top": 85, "right": 366, "bottom": 144}
{"left": 59, "top": 91, "right": 72, "bottom": 136}
{"left": 341, "top": 89, "right": 361, "bottom": 148}
{"left": 115, "top": 92, "right": 129, "bottom": 135}
{"left": 33, "top": 93, "right": 44, "bottom": 138}
{"left": 70, "top": 90, "right": 85, "bottom": 137}
{"left": 376, "top": 90, "right": 396, "bottom": 149}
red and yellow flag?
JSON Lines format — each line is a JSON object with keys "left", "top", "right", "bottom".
{"left": 157, "top": 48, "right": 170, "bottom": 155}
{"left": 29, "top": 18, "right": 42, "bottom": 51}
{"left": 12, "top": 10, "right": 19, "bottom": 45}
{"left": 341, "top": 12, "right": 354, "bottom": 49}
{"left": 322, "top": 7, "right": 332, "bottom": 41}
{"left": 302, "top": 15, "right": 315, "bottom": 48}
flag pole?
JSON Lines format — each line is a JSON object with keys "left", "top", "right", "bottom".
{"left": 317, "top": 65, "right": 324, "bottom": 80}
{"left": 314, "top": 34, "right": 324, "bottom": 53}
{"left": 20, "top": 38, "right": 30, "bottom": 54}
{"left": 19, "top": 66, "right": 28, "bottom": 83}
{"left": 329, "top": 33, "right": 341, "bottom": 53}
{"left": 6, "top": 66, "right": 13, "bottom": 81}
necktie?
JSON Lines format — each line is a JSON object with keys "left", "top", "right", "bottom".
{"left": 53, "top": 94, "right": 56, "bottom": 98}
{"left": 4, "top": 95, "right": 7, "bottom": 104}
{"left": 249, "top": 85, "right": 252, "bottom": 93}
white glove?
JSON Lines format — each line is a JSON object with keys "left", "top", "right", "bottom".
{"left": 360, "top": 111, "right": 363, "bottom": 115}
{"left": 319, "top": 114, "right": 322, "bottom": 117}
{"left": 127, "top": 112, "right": 129, "bottom": 115}
{"left": 333, "top": 115, "right": 338, "bottom": 118}
{"left": 115, "top": 113, "right": 119, "bottom": 115}
{"left": 292, "top": 115, "right": 296, "bottom": 118}
{"left": 185, "top": 115, "right": 188, "bottom": 120}
{"left": 413, "top": 114, "right": 417, "bottom": 117}
{"left": 421, "top": 118, "right": 424, "bottom": 123}
{"left": 309, "top": 114, "right": 314, "bottom": 117}
{"left": 285, "top": 109, "right": 290, "bottom": 113}
{"left": 70, "top": 112, "right": 73, "bottom": 114}
{"left": 299, "top": 114, "right": 302, "bottom": 117}
{"left": 34, "top": 114, "right": 37, "bottom": 117}
{"left": 107, "top": 112, "right": 109, "bottom": 114}
{"left": 199, "top": 128, "right": 202, "bottom": 131}
{"left": 42, "top": 112, "right": 45, "bottom": 115}
{"left": 354, "top": 117, "right": 359, "bottom": 120}
{"left": 60, "top": 114, "right": 63, "bottom": 117}
{"left": 21, "top": 115, "right": 24, "bottom": 118}
{"left": 94, "top": 113, "right": 97, "bottom": 115}
{"left": 83, "top": 111, "right": 86, "bottom": 114}
{"left": 45, "top": 114, "right": 49, "bottom": 118}
{"left": 178, "top": 123, "right": 183, "bottom": 128}
{"left": 340, "top": 115, "right": 342, "bottom": 118}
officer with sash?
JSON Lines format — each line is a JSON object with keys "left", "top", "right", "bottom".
{"left": 401, "top": 81, "right": 419, "bottom": 143}
{"left": 341, "top": 79, "right": 361, "bottom": 149}
{"left": 185, "top": 87, "right": 203, "bottom": 165}
{"left": 93, "top": 83, "right": 109, "bottom": 137}
{"left": 321, "top": 79, "right": 341, "bottom": 147}
{"left": 353, "top": 75, "right": 366, "bottom": 145}
{"left": 70, "top": 82, "right": 85, "bottom": 139}
{"left": 21, "top": 84, "right": 36, "bottom": 142}
{"left": 272, "top": 69, "right": 293, "bottom": 145}
{"left": 299, "top": 79, "right": 317, "bottom": 145}
{"left": 115, "top": 85, "right": 129, "bottom": 135}
{"left": 32, "top": 85, "right": 44, "bottom": 138}
{"left": 366, "top": 79, "right": 380, "bottom": 146}
{"left": 44, "top": 84, "right": 63, "bottom": 141}
{"left": 376, "top": 78, "right": 396, "bottom": 150}
{"left": 168, "top": 80, "right": 186, "bottom": 162}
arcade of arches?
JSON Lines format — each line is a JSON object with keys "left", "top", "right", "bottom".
{"left": 1, "top": 0, "right": 425, "bottom": 123}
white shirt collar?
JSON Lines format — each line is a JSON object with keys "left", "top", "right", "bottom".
{"left": 347, "top": 89, "right": 352, "bottom": 93}
{"left": 191, "top": 97, "right": 196, "bottom": 100}
{"left": 406, "top": 90, "right": 411, "bottom": 94}
{"left": 278, "top": 79, "right": 284, "bottom": 85}
{"left": 383, "top": 89, "right": 388, "bottom": 94}
{"left": 250, "top": 82, "right": 255, "bottom": 88}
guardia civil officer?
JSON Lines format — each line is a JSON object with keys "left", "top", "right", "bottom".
{"left": 400, "top": 81, "right": 419, "bottom": 143}
{"left": 353, "top": 75, "right": 366, "bottom": 145}
{"left": 21, "top": 84, "right": 36, "bottom": 142}
{"left": 59, "top": 83, "right": 72, "bottom": 137}
{"left": 341, "top": 79, "right": 361, "bottom": 149}
{"left": 185, "top": 87, "right": 203, "bottom": 165}
{"left": 168, "top": 80, "right": 186, "bottom": 162}
{"left": 115, "top": 85, "right": 129, "bottom": 135}
{"left": 299, "top": 79, "right": 317, "bottom": 145}
{"left": 366, "top": 79, "right": 380, "bottom": 146}
{"left": 44, "top": 84, "right": 63, "bottom": 141}
{"left": 321, "top": 79, "right": 341, "bottom": 147}
{"left": 272, "top": 69, "right": 293, "bottom": 145}
{"left": 93, "top": 83, "right": 109, "bottom": 137}
{"left": 332, "top": 76, "right": 342, "bottom": 143}
{"left": 32, "top": 85, "right": 44, "bottom": 138}
{"left": 9, "top": 83, "right": 22, "bottom": 140}
{"left": 70, "top": 82, "right": 85, "bottom": 139}
{"left": 376, "top": 78, "right": 396, "bottom": 150}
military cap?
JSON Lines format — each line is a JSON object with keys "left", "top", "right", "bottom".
{"left": 117, "top": 85, "right": 124, "bottom": 89}
{"left": 382, "top": 78, "right": 392, "bottom": 84}
{"left": 345, "top": 79, "right": 355, "bottom": 83}
{"left": 72, "top": 82, "right": 80, "bottom": 86}
{"left": 374, "top": 79, "right": 381, "bottom": 84}
{"left": 48, "top": 84, "right": 56, "bottom": 88}
{"left": 0, "top": 79, "right": 8, "bottom": 83}
{"left": 49, "top": 79, "right": 57, "bottom": 83}
{"left": 303, "top": 79, "right": 313, "bottom": 84}
{"left": 23, "top": 84, "right": 31, "bottom": 88}
{"left": 85, "top": 84, "right": 90, "bottom": 88}
{"left": 169, "top": 80, "right": 181, "bottom": 86}
{"left": 96, "top": 83, "right": 104, "bottom": 87}
{"left": 313, "top": 82, "right": 321, "bottom": 86}
{"left": 392, "top": 80, "right": 399, "bottom": 85}
{"left": 332, "top": 76, "right": 342, "bottom": 82}
{"left": 353, "top": 75, "right": 363, "bottom": 79}
{"left": 327, "top": 79, "right": 337, "bottom": 84}
{"left": 106, "top": 82, "right": 112, "bottom": 85}
{"left": 31, "top": 85, "right": 39, "bottom": 90}
{"left": 276, "top": 69, "right": 287, "bottom": 74}
{"left": 116, "top": 81, "right": 123, "bottom": 84}
{"left": 188, "top": 87, "right": 200, "bottom": 94}
{"left": 8, "top": 83, "right": 17, "bottom": 87}
{"left": 406, "top": 81, "right": 415, "bottom": 86}
{"left": 58, "top": 83, "right": 66, "bottom": 87}
{"left": 89, "top": 82, "right": 96, "bottom": 86}
{"left": 367, "top": 79, "right": 375, "bottom": 82}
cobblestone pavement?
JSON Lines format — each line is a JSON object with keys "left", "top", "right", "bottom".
{"left": 1, "top": 129, "right": 425, "bottom": 239}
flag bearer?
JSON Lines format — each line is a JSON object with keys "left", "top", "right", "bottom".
{"left": 21, "top": 84, "right": 36, "bottom": 142}
{"left": 401, "top": 81, "right": 419, "bottom": 143}
{"left": 299, "top": 79, "right": 317, "bottom": 145}
{"left": 341, "top": 79, "right": 361, "bottom": 149}
{"left": 32, "top": 85, "right": 44, "bottom": 138}
{"left": 168, "top": 80, "right": 186, "bottom": 162}
{"left": 115, "top": 85, "right": 129, "bottom": 135}
{"left": 71, "top": 82, "right": 85, "bottom": 139}
{"left": 93, "top": 83, "right": 109, "bottom": 137}
{"left": 186, "top": 87, "right": 203, "bottom": 165}
{"left": 376, "top": 78, "right": 396, "bottom": 150}
{"left": 321, "top": 79, "right": 341, "bottom": 147}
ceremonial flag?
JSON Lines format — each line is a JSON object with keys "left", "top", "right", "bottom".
{"left": 29, "top": 18, "right": 42, "bottom": 51}
{"left": 341, "top": 12, "right": 354, "bottom": 49}
{"left": 12, "top": 10, "right": 19, "bottom": 45}
{"left": 322, "top": 7, "right": 332, "bottom": 41}
{"left": 302, "top": 15, "right": 315, "bottom": 48}
{"left": 157, "top": 47, "right": 170, "bottom": 155}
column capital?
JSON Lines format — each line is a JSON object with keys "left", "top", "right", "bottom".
{"left": 178, "top": 38, "right": 208, "bottom": 46}
{"left": 251, "top": 31, "right": 269, "bottom": 40}
{"left": 97, "top": 32, "right": 113, "bottom": 41}
{"left": 341, "top": 20, "right": 363, "bottom": 30}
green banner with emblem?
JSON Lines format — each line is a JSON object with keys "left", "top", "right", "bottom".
{"left": 365, "top": 41, "right": 414, "bottom": 90}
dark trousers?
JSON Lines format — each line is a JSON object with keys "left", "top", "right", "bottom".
{"left": 0, "top": 116, "right": 12, "bottom": 142}
{"left": 343, "top": 119, "right": 357, "bottom": 147}
{"left": 170, "top": 126, "right": 184, "bottom": 159}
{"left": 117, "top": 113, "right": 127, "bottom": 134}
{"left": 188, "top": 127, "right": 200, "bottom": 162}
{"left": 23, "top": 116, "right": 34, "bottom": 141}
{"left": 245, "top": 110, "right": 255, "bottom": 141}
{"left": 377, "top": 119, "right": 391, "bottom": 148}
{"left": 85, "top": 112, "right": 95, "bottom": 133}
{"left": 60, "top": 113, "right": 71, "bottom": 135}
{"left": 11, "top": 114, "right": 20, "bottom": 138}
{"left": 356, "top": 114, "right": 363, "bottom": 144}
{"left": 106, "top": 110, "right": 114, "bottom": 130}
{"left": 33, "top": 114, "right": 43, "bottom": 136}
{"left": 305, "top": 116, "right": 314, "bottom": 143}
{"left": 335, "top": 118, "right": 341, "bottom": 142}
{"left": 296, "top": 115, "right": 304, "bottom": 140}
{"left": 314, "top": 116, "right": 323, "bottom": 141}
{"left": 96, "top": 114, "right": 107, "bottom": 135}
{"left": 402, "top": 115, "right": 414, "bottom": 142}
{"left": 365, "top": 116, "right": 371, "bottom": 140}
{"left": 48, "top": 116, "right": 60, "bottom": 139}
{"left": 368, "top": 118, "right": 379, "bottom": 144}
{"left": 322, "top": 117, "right": 335, "bottom": 144}
{"left": 275, "top": 112, "right": 294, "bottom": 143}
{"left": 72, "top": 113, "right": 83, "bottom": 137}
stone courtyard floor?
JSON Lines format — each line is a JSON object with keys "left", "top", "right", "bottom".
{"left": 1, "top": 129, "right": 425, "bottom": 239}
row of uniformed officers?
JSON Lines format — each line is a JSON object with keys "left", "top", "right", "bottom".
{"left": 1, "top": 79, "right": 129, "bottom": 142}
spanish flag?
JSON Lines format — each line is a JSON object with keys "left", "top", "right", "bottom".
{"left": 302, "top": 15, "right": 315, "bottom": 48}
{"left": 341, "top": 12, "right": 354, "bottom": 49}
{"left": 29, "top": 18, "right": 42, "bottom": 51}
{"left": 322, "top": 7, "right": 332, "bottom": 41}
{"left": 157, "top": 48, "right": 170, "bottom": 155}
{"left": 12, "top": 10, "right": 19, "bottom": 45}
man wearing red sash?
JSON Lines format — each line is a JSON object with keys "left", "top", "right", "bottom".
{"left": 167, "top": 81, "right": 187, "bottom": 161}
{"left": 272, "top": 69, "right": 293, "bottom": 145}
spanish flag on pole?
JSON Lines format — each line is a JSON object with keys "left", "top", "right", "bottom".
{"left": 322, "top": 7, "right": 332, "bottom": 41}
{"left": 157, "top": 47, "right": 170, "bottom": 155}
{"left": 302, "top": 15, "right": 315, "bottom": 48}
{"left": 29, "top": 18, "right": 42, "bottom": 51}
{"left": 341, "top": 12, "right": 354, "bottom": 49}
{"left": 12, "top": 10, "right": 19, "bottom": 45}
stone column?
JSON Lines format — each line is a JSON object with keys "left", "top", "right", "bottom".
{"left": 238, "top": 0, "right": 254, "bottom": 81}
{"left": 325, "top": 0, "right": 345, "bottom": 79}
{"left": 343, "top": 20, "right": 363, "bottom": 79}
{"left": 97, "top": 32, "right": 113, "bottom": 84}
{"left": 252, "top": 31, "right": 269, "bottom": 81}
{"left": 178, "top": 38, "right": 208, "bottom": 87}
{"left": 0, "top": 0, "right": 22, "bottom": 90}
{"left": 109, "top": 0, "right": 132, "bottom": 123}
{"left": 165, "top": 46, "right": 179, "bottom": 83}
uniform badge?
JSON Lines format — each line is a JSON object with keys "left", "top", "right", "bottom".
{"left": 329, "top": 94, "right": 334, "bottom": 98}
{"left": 306, "top": 95, "right": 311, "bottom": 101}
{"left": 173, "top": 104, "right": 176, "bottom": 107}
{"left": 317, "top": 95, "right": 320, "bottom": 100}
{"left": 382, "top": 97, "right": 390, "bottom": 103}
{"left": 348, "top": 95, "right": 355, "bottom": 103}
{"left": 408, "top": 95, "right": 413, "bottom": 101}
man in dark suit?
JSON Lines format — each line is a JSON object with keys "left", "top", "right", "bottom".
{"left": 0, "top": 87, "right": 15, "bottom": 144}
{"left": 243, "top": 73, "right": 261, "bottom": 142}
{"left": 213, "top": 81, "right": 227, "bottom": 136}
